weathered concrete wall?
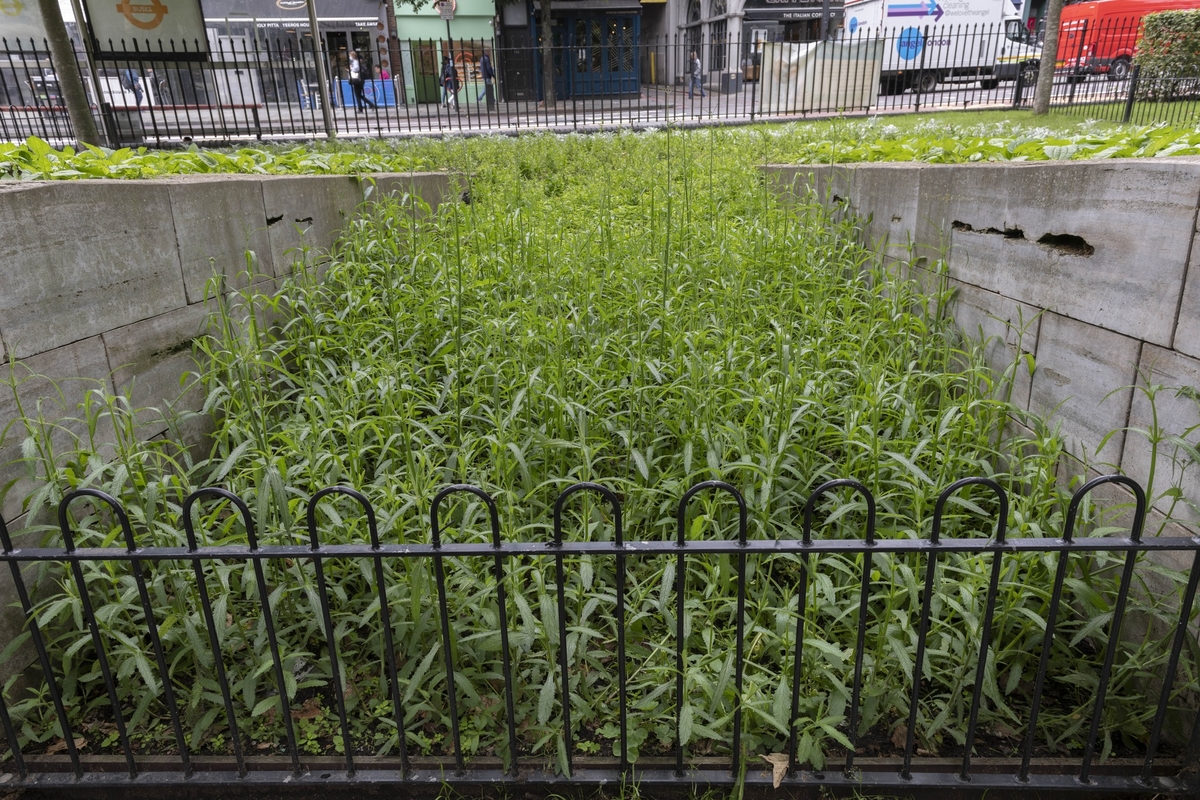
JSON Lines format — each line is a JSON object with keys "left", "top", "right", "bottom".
{"left": 0, "top": 171, "right": 453, "bottom": 533}
{"left": 765, "top": 158, "right": 1200, "bottom": 532}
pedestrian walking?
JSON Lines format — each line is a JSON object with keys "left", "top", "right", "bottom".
{"left": 120, "top": 67, "right": 143, "bottom": 107}
{"left": 441, "top": 55, "right": 460, "bottom": 109}
{"left": 688, "top": 50, "right": 705, "bottom": 99}
{"left": 349, "top": 50, "right": 375, "bottom": 112}
{"left": 477, "top": 51, "right": 496, "bottom": 105}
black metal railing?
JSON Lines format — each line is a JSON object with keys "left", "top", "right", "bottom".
{"left": 13, "top": 19, "right": 1200, "bottom": 145}
{"left": 1051, "top": 61, "right": 1200, "bottom": 125}
{"left": 0, "top": 473, "right": 1196, "bottom": 794}
{"left": 0, "top": 37, "right": 78, "bottom": 144}
{"left": 5, "top": 23, "right": 1047, "bottom": 147}
{"left": 1036, "top": 14, "right": 1200, "bottom": 125}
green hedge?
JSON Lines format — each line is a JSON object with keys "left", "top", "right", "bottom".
{"left": 1139, "top": 9, "right": 1200, "bottom": 77}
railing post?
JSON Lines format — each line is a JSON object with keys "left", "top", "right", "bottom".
{"left": 749, "top": 41, "right": 757, "bottom": 121}
{"left": 914, "top": 26, "right": 929, "bottom": 114}
{"left": 305, "top": 0, "right": 336, "bottom": 138}
{"left": 1067, "top": 18, "right": 1088, "bottom": 107}
{"left": 1122, "top": 63, "right": 1140, "bottom": 124}
{"left": 1011, "top": 65, "right": 1025, "bottom": 109}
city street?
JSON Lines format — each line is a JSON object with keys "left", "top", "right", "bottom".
{"left": 1, "top": 72, "right": 1130, "bottom": 146}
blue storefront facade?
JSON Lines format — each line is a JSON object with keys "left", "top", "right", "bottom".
{"left": 537, "top": 3, "right": 641, "bottom": 97}
{"left": 497, "top": 0, "right": 641, "bottom": 99}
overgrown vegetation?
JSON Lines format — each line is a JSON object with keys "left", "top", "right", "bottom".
{"left": 10, "top": 116, "right": 1200, "bottom": 181}
{"left": 2, "top": 129, "right": 1196, "bottom": 773}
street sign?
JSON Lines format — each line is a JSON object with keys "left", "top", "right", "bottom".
{"left": 438, "top": 0, "right": 455, "bottom": 20}
{"left": 0, "top": 0, "right": 48, "bottom": 45}
{"left": 80, "top": 0, "right": 209, "bottom": 58}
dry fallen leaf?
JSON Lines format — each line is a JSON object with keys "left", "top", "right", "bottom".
{"left": 290, "top": 698, "right": 322, "bottom": 720}
{"left": 891, "top": 723, "right": 909, "bottom": 751}
{"left": 44, "top": 736, "right": 86, "bottom": 755}
{"left": 760, "top": 752, "right": 789, "bottom": 789}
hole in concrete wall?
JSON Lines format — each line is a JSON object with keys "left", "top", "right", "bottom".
{"left": 951, "top": 220, "right": 1025, "bottom": 239}
{"left": 1037, "top": 232, "right": 1094, "bottom": 256}
{"left": 267, "top": 214, "right": 284, "bottom": 226}
{"left": 296, "top": 216, "right": 314, "bottom": 225}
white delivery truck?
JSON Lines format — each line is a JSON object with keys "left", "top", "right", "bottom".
{"left": 841, "top": 0, "right": 1041, "bottom": 92}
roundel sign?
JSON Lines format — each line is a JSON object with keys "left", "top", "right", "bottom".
{"left": 88, "top": 0, "right": 207, "bottom": 55}
{"left": 896, "top": 26, "right": 923, "bottom": 60}
{"left": 114, "top": 0, "right": 168, "bottom": 29}
{"left": 848, "top": 16, "right": 858, "bottom": 34}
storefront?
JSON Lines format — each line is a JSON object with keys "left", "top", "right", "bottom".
{"left": 542, "top": 0, "right": 641, "bottom": 98}
{"left": 392, "top": 0, "right": 493, "bottom": 104}
{"left": 202, "top": 0, "right": 388, "bottom": 102}
{"left": 741, "top": 0, "right": 844, "bottom": 42}
{"left": 740, "top": 0, "right": 843, "bottom": 76}
{"left": 203, "top": 0, "right": 385, "bottom": 53}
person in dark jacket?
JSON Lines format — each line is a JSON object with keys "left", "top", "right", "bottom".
{"left": 441, "top": 56, "right": 460, "bottom": 109}
{"left": 476, "top": 51, "right": 496, "bottom": 104}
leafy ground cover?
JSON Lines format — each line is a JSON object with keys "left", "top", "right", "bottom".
{"left": 2, "top": 128, "right": 1196, "bottom": 773}
{"left": 7, "top": 111, "right": 1200, "bottom": 181}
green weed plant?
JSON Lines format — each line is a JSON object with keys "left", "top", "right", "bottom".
{"left": 9, "top": 117, "right": 1200, "bottom": 181}
{"left": 1, "top": 129, "right": 1196, "bottom": 773}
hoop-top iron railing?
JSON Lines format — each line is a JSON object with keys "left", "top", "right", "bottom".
{"left": 0, "top": 474, "right": 1196, "bottom": 794}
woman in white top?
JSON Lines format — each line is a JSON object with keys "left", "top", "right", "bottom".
{"left": 349, "top": 50, "right": 375, "bottom": 112}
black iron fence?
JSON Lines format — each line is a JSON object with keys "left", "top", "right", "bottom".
{"left": 1049, "top": 62, "right": 1200, "bottom": 126}
{"left": 1033, "top": 14, "right": 1200, "bottom": 125}
{"left": 0, "top": 37, "right": 79, "bottom": 144}
{"left": 13, "top": 21, "right": 1200, "bottom": 146}
{"left": 0, "top": 474, "right": 1196, "bottom": 794}
{"left": 4, "top": 23, "right": 1046, "bottom": 147}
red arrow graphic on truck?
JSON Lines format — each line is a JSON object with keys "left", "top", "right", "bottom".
{"left": 886, "top": 0, "right": 944, "bottom": 21}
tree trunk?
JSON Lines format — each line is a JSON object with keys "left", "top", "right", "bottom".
{"left": 36, "top": 0, "right": 100, "bottom": 146}
{"left": 540, "top": 2, "right": 556, "bottom": 105}
{"left": 384, "top": 0, "right": 404, "bottom": 98}
{"left": 1033, "top": 0, "right": 1065, "bottom": 114}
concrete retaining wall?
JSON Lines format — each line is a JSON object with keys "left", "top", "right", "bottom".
{"left": 765, "top": 158, "right": 1200, "bottom": 532}
{"left": 0, "top": 172, "right": 455, "bottom": 535}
